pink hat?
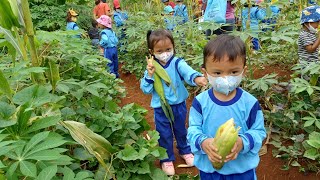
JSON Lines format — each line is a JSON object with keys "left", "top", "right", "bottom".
{"left": 96, "top": 15, "right": 112, "bottom": 28}
{"left": 113, "top": 0, "right": 120, "bottom": 9}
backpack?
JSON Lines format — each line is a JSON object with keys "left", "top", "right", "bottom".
{"left": 203, "top": 0, "right": 227, "bottom": 23}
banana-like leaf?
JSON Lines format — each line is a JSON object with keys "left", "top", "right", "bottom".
{"left": 0, "top": 26, "right": 23, "bottom": 58}
{"left": 0, "top": 0, "right": 20, "bottom": 29}
{"left": 60, "top": 121, "right": 116, "bottom": 163}
{"left": 0, "top": 69, "right": 12, "bottom": 100}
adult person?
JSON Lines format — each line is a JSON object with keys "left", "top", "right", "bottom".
{"left": 203, "top": 0, "right": 236, "bottom": 37}
{"left": 93, "top": 0, "right": 111, "bottom": 19}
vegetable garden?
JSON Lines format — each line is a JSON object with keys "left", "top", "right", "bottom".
{"left": 0, "top": 0, "right": 319, "bottom": 179}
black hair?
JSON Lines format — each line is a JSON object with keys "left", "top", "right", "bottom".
{"left": 95, "top": 0, "right": 101, "bottom": 5}
{"left": 91, "top": 19, "right": 98, "bottom": 27}
{"left": 146, "top": 29, "right": 175, "bottom": 52}
{"left": 203, "top": 34, "right": 246, "bottom": 68}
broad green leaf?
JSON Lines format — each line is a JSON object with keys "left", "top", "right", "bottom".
{"left": 85, "top": 86, "right": 99, "bottom": 97}
{"left": 303, "top": 148, "right": 318, "bottom": 160}
{"left": 306, "top": 140, "right": 320, "bottom": 149}
{"left": 25, "top": 149, "right": 62, "bottom": 160}
{"left": 118, "top": 144, "right": 140, "bottom": 161}
{"left": 0, "top": 161, "right": 5, "bottom": 169}
{"left": 75, "top": 171, "right": 94, "bottom": 180}
{"left": 26, "top": 133, "right": 66, "bottom": 156}
{"left": 13, "top": 85, "right": 52, "bottom": 107}
{"left": 315, "top": 121, "right": 320, "bottom": 130}
{"left": 44, "top": 155, "right": 73, "bottom": 166}
{"left": 35, "top": 165, "right": 57, "bottom": 180}
{"left": 60, "top": 166, "right": 75, "bottom": 180}
{"left": 73, "top": 147, "right": 94, "bottom": 160}
{"left": 304, "top": 119, "right": 315, "bottom": 127}
{"left": 20, "top": 160, "right": 37, "bottom": 178}
{"left": 60, "top": 121, "right": 116, "bottom": 163}
{"left": 26, "top": 116, "right": 61, "bottom": 134}
{"left": 0, "top": 69, "right": 12, "bottom": 99}
{"left": 137, "top": 161, "right": 150, "bottom": 174}
{"left": 0, "top": 0, "right": 20, "bottom": 29}
{"left": 23, "top": 131, "right": 50, "bottom": 156}
{"left": 6, "top": 161, "right": 19, "bottom": 178}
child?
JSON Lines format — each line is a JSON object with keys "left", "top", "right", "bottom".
{"left": 261, "top": 0, "right": 280, "bottom": 31}
{"left": 187, "top": 34, "right": 266, "bottom": 179}
{"left": 113, "top": 1, "right": 128, "bottom": 28}
{"left": 163, "top": 6, "right": 177, "bottom": 31}
{"left": 162, "top": 0, "right": 176, "bottom": 9}
{"left": 66, "top": 9, "right": 79, "bottom": 31}
{"left": 66, "top": 9, "right": 81, "bottom": 38}
{"left": 96, "top": 15, "right": 120, "bottom": 78}
{"left": 140, "top": 29, "right": 207, "bottom": 175}
{"left": 93, "top": 0, "right": 111, "bottom": 19}
{"left": 174, "top": 0, "right": 189, "bottom": 24}
{"left": 88, "top": 19, "right": 100, "bottom": 48}
{"left": 298, "top": 5, "right": 320, "bottom": 63}
{"left": 241, "top": 1, "right": 266, "bottom": 50}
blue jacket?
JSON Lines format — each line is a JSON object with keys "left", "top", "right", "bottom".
{"left": 187, "top": 88, "right": 266, "bottom": 174}
{"left": 99, "top": 29, "right": 118, "bottom": 48}
{"left": 241, "top": 6, "right": 266, "bottom": 31}
{"left": 113, "top": 10, "right": 128, "bottom": 27}
{"left": 174, "top": 4, "right": 188, "bottom": 24}
{"left": 140, "top": 56, "right": 202, "bottom": 108}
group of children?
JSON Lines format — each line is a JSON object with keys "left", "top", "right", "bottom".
{"left": 141, "top": 2, "right": 320, "bottom": 178}
{"left": 66, "top": 0, "right": 128, "bottom": 78}
{"left": 64, "top": 1, "right": 320, "bottom": 177}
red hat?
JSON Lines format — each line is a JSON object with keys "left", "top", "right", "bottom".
{"left": 113, "top": 0, "right": 120, "bottom": 9}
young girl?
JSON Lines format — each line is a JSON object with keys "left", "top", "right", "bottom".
{"left": 140, "top": 29, "right": 207, "bottom": 175}
{"left": 298, "top": 5, "right": 320, "bottom": 63}
{"left": 113, "top": 1, "right": 128, "bottom": 28}
{"left": 93, "top": 0, "right": 111, "bottom": 19}
{"left": 96, "top": 15, "right": 119, "bottom": 78}
{"left": 66, "top": 9, "right": 79, "bottom": 31}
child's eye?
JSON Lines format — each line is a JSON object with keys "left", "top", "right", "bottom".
{"left": 231, "top": 71, "right": 239, "bottom": 75}
{"left": 213, "top": 72, "right": 221, "bottom": 75}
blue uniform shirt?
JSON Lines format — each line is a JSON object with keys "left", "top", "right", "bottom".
{"left": 174, "top": 4, "right": 189, "bottom": 24}
{"left": 164, "top": 16, "right": 177, "bottom": 31}
{"left": 140, "top": 56, "right": 202, "bottom": 108}
{"left": 187, "top": 88, "right": 266, "bottom": 174}
{"left": 99, "top": 29, "right": 119, "bottom": 48}
{"left": 113, "top": 10, "right": 128, "bottom": 27}
{"left": 241, "top": 6, "right": 266, "bottom": 31}
{"left": 66, "top": 22, "right": 79, "bottom": 30}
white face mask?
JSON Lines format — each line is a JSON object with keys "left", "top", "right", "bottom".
{"left": 207, "top": 71, "right": 243, "bottom": 95}
{"left": 154, "top": 50, "right": 174, "bottom": 63}
{"left": 307, "top": 23, "right": 318, "bottom": 34}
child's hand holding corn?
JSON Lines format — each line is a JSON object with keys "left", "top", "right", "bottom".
{"left": 146, "top": 55, "right": 155, "bottom": 78}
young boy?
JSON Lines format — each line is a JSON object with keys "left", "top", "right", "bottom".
{"left": 163, "top": 6, "right": 177, "bottom": 31}
{"left": 241, "top": 1, "right": 266, "bottom": 50}
{"left": 174, "top": 0, "right": 189, "bottom": 24}
{"left": 88, "top": 19, "right": 100, "bottom": 48}
{"left": 187, "top": 34, "right": 266, "bottom": 179}
{"left": 298, "top": 5, "right": 320, "bottom": 63}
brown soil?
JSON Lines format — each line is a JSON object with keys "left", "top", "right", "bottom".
{"left": 118, "top": 65, "right": 319, "bottom": 180}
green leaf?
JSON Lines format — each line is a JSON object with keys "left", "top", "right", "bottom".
{"left": 118, "top": 144, "right": 147, "bottom": 161}
{"left": 0, "top": 69, "right": 12, "bottom": 99}
{"left": 6, "top": 161, "right": 19, "bottom": 178}
{"left": 20, "top": 160, "right": 37, "bottom": 178}
{"left": 137, "top": 161, "right": 150, "bottom": 174}
{"left": 85, "top": 86, "right": 99, "bottom": 97}
{"left": 60, "top": 166, "right": 75, "bottom": 180}
{"left": 26, "top": 133, "right": 66, "bottom": 156}
{"left": 304, "top": 119, "right": 315, "bottom": 127}
{"left": 303, "top": 148, "right": 318, "bottom": 160}
{"left": 23, "top": 131, "right": 50, "bottom": 156}
{"left": 290, "top": 161, "right": 301, "bottom": 167}
{"left": 75, "top": 171, "right": 94, "bottom": 180}
{"left": 60, "top": 121, "right": 116, "bottom": 163}
{"left": 25, "top": 149, "right": 62, "bottom": 160}
{"left": 0, "top": 26, "right": 23, "bottom": 57}
{"left": 35, "top": 165, "right": 57, "bottom": 180}
{"left": 306, "top": 140, "right": 320, "bottom": 149}
{"left": 315, "top": 120, "right": 320, "bottom": 130}
{"left": 0, "top": 161, "right": 6, "bottom": 169}
{"left": 13, "top": 85, "right": 52, "bottom": 107}
{"left": 26, "top": 116, "right": 60, "bottom": 134}
{"left": 0, "top": 102, "right": 16, "bottom": 127}
{"left": 46, "top": 59, "right": 60, "bottom": 92}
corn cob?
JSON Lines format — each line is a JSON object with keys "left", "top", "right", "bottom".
{"left": 147, "top": 56, "right": 174, "bottom": 122}
{"left": 212, "top": 118, "right": 241, "bottom": 170}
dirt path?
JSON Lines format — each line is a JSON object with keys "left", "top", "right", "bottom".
{"left": 118, "top": 69, "right": 319, "bottom": 180}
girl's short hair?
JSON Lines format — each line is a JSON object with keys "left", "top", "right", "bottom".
{"left": 66, "top": 11, "right": 73, "bottom": 22}
{"left": 146, "top": 29, "right": 175, "bottom": 51}
{"left": 203, "top": 34, "right": 246, "bottom": 68}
